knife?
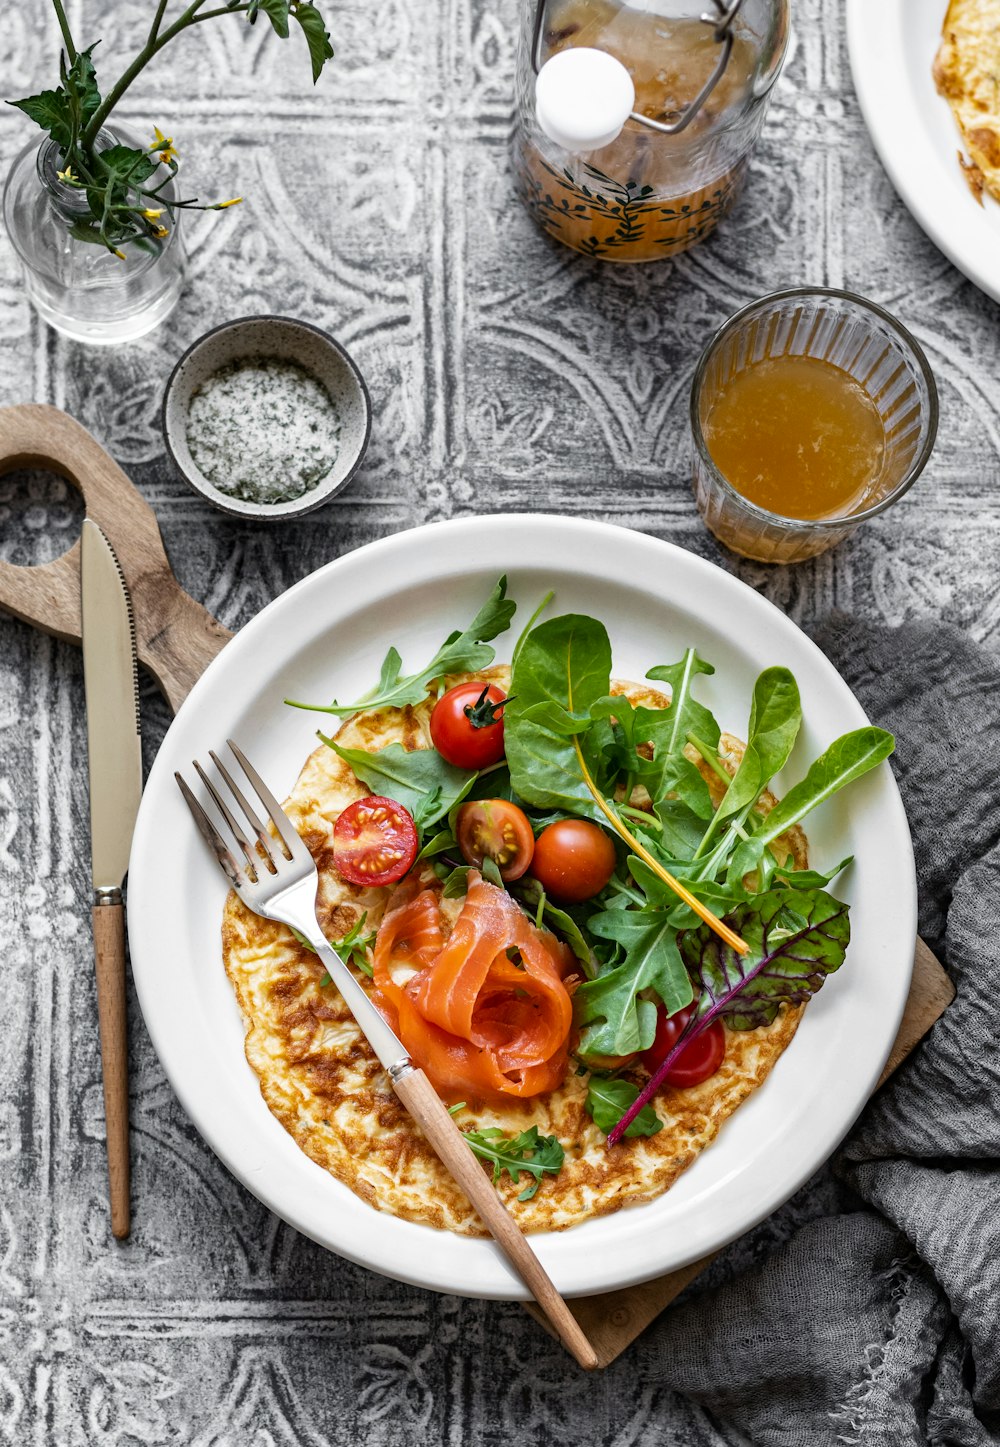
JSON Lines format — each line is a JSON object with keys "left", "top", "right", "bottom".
{"left": 81, "top": 518, "right": 143, "bottom": 1240}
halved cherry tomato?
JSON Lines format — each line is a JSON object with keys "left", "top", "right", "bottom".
{"left": 455, "top": 799, "right": 534, "bottom": 882}
{"left": 640, "top": 1002, "right": 726, "bottom": 1088}
{"left": 430, "top": 682, "right": 507, "bottom": 770}
{"left": 333, "top": 795, "right": 418, "bottom": 887}
{"left": 530, "top": 819, "right": 616, "bottom": 903}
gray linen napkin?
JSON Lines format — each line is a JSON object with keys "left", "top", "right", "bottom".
{"left": 646, "top": 616, "right": 1000, "bottom": 1447}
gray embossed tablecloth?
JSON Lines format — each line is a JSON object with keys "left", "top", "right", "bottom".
{"left": 2, "top": 1, "right": 999, "bottom": 1443}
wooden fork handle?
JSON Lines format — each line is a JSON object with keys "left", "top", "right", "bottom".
{"left": 391, "top": 1066, "right": 598, "bottom": 1370}
{"left": 92, "top": 902, "right": 131, "bottom": 1239}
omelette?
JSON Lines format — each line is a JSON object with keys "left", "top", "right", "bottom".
{"left": 221, "top": 668, "right": 811, "bottom": 1236}
{"left": 935, "top": 0, "right": 1000, "bottom": 205}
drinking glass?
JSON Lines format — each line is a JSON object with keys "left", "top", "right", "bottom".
{"left": 690, "top": 288, "right": 939, "bottom": 563}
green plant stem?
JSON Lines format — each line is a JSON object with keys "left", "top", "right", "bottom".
{"left": 51, "top": 0, "right": 78, "bottom": 62}
{"left": 81, "top": 0, "right": 249, "bottom": 149}
{"left": 147, "top": 0, "right": 171, "bottom": 45}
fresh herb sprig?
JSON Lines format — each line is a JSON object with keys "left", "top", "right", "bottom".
{"left": 8, "top": 1, "right": 333, "bottom": 256}
{"left": 287, "top": 577, "right": 516, "bottom": 718}
{"left": 461, "top": 1124, "right": 565, "bottom": 1201}
{"left": 292, "top": 913, "right": 376, "bottom": 980}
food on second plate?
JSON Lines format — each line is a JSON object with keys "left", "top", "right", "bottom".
{"left": 934, "top": 0, "right": 1000, "bottom": 206}
{"left": 220, "top": 579, "right": 894, "bottom": 1234}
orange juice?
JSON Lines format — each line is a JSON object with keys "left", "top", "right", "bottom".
{"left": 701, "top": 355, "right": 886, "bottom": 521}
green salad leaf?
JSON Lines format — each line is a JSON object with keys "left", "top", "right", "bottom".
{"left": 575, "top": 911, "right": 692, "bottom": 1057}
{"left": 462, "top": 1124, "right": 565, "bottom": 1200}
{"left": 585, "top": 1078, "right": 663, "bottom": 1139}
{"left": 287, "top": 576, "right": 516, "bottom": 717}
{"left": 321, "top": 737, "right": 477, "bottom": 832}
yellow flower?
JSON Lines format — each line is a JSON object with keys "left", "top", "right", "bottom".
{"left": 56, "top": 166, "right": 77, "bottom": 184}
{"left": 150, "top": 126, "right": 179, "bottom": 164}
{"left": 152, "top": 225, "right": 170, "bottom": 239}
{"left": 214, "top": 197, "right": 243, "bottom": 210}
{"left": 113, "top": 248, "right": 127, "bottom": 261}
{"left": 142, "top": 207, "right": 164, "bottom": 219}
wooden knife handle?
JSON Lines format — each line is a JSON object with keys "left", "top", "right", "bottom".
{"left": 92, "top": 902, "right": 131, "bottom": 1239}
{"left": 392, "top": 1066, "right": 598, "bottom": 1370}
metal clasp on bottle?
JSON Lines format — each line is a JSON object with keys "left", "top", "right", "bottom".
{"left": 531, "top": 0, "right": 744, "bottom": 137}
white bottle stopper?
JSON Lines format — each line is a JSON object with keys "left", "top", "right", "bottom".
{"left": 535, "top": 47, "right": 636, "bottom": 155}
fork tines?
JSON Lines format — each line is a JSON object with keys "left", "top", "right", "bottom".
{"left": 175, "top": 739, "right": 304, "bottom": 889}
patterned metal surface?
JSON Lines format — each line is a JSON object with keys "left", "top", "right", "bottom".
{"left": 0, "top": 0, "right": 996, "bottom": 1441}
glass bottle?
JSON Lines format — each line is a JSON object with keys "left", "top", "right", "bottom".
{"left": 2, "top": 124, "right": 186, "bottom": 345}
{"left": 512, "top": 0, "right": 789, "bottom": 262}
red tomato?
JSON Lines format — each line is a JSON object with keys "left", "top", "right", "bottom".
{"left": 640, "top": 1003, "right": 726, "bottom": 1088}
{"left": 430, "top": 682, "right": 507, "bottom": 770}
{"left": 456, "top": 799, "right": 535, "bottom": 882}
{"left": 333, "top": 795, "right": 418, "bottom": 887}
{"left": 530, "top": 819, "right": 616, "bottom": 903}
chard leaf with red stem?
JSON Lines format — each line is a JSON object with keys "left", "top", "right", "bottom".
{"left": 605, "top": 886, "right": 850, "bottom": 1147}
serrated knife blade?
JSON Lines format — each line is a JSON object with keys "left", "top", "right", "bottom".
{"left": 81, "top": 517, "right": 141, "bottom": 1240}
{"left": 81, "top": 519, "right": 142, "bottom": 892}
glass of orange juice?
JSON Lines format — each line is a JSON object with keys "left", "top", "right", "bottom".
{"left": 690, "top": 288, "right": 938, "bottom": 563}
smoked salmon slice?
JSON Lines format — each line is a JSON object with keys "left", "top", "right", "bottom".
{"left": 373, "top": 871, "right": 573, "bottom": 1102}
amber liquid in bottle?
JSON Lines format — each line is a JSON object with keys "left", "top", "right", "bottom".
{"left": 517, "top": 0, "right": 758, "bottom": 261}
{"left": 702, "top": 355, "right": 887, "bottom": 522}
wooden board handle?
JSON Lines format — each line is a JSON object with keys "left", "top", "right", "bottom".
{"left": 393, "top": 1066, "right": 599, "bottom": 1370}
{"left": 92, "top": 902, "right": 131, "bottom": 1240}
{"left": 0, "top": 404, "right": 232, "bottom": 711}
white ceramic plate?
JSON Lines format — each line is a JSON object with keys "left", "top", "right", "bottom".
{"left": 848, "top": 0, "right": 1000, "bottom": 305}
{"left": 128, "top": 516, "right": 916, "bottom": 1301}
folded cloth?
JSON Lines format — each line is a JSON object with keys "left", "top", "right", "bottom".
{"left": 647, "top": 617, "right": 1000, "bottom": 1447}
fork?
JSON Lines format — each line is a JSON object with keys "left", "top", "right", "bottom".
{"left": 176, "top": 739, "right": 598, "bottom": 1371}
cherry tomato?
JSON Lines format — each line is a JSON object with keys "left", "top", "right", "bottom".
{"left": 640, "top": 1003, "right": 726, "bottom": 1088}
{"left": 333, "top": 795, "right": 418, "bottom": 887}
{"left": 456, "top": 799, "right": 535, "bottom": 881}
{"left": 430, "top": 682, "right": 507, "bottom": 770}
{"left": 530, "top": 819, "right": 616, "bottom": 903}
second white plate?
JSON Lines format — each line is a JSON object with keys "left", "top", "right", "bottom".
{"left": 848, "top": 0, "right": 1000, "bottom": 305}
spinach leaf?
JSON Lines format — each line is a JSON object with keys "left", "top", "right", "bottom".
{"left": 321, "top": 737, "right": 477, "bottom": 831}
{"left": 505, "top": 614, "right": 613, "bottom": 819}
{"left": 575, "top": 912, "right": 692, "bottom": 1057}
{"left": 287, "top": 576, "right": 516, "bottom": 716}
{"left": 462, "top": 1125, "right": 565, "bottom": 1200}
{"left": 585, "top": 1078, "right": 663, "bottom": 1139}
{"left": 606, "top": 886, "right": 850, "bottom": 1145}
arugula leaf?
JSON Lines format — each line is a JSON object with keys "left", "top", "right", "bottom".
{"left": 287, "top": 577, "right": 516, "bottom": 716}
{"left": 647, "top": 650, "right": 721, "bottom": 754}
{"left": 727, "top": 727, "right": 895, "bottom": 882}
{"left": 585, "top": 1078, "right": 663, "bottom": 1139}
{"left": 606, "top": 886, "right": 850, "bottom": 1146}
{"left": 575, "top": 912, "right": 692, "bottom": 1057}
{"left": 322, "top": 738, "right": 476, "bottom": 832}
{"left": 463, "top": 1125, "right": 564, "bottom": 1200}
{"left": 292, "top": 912, "right": 375, "bottom": 978}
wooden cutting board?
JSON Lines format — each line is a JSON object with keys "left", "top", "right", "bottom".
{"left": 0, "top": 403, "right": 954, "bottom": 1370}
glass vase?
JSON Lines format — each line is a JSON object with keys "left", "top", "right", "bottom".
{"left": 2, "top": 124, "right": 186, "bottom": 345}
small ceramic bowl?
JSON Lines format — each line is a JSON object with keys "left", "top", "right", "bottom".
{"left": 162, "top": 315, "right": 372, "bottom": 520}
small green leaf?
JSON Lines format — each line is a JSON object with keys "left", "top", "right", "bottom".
{"left": 585, "top": 1078, "right": 663, "bottom": 1139}
{"left": 254, "top": 0, "right": 290, "bottom": 36}
{"left": 321, "top": 738, "right": 477, "bottom": 833}
{"left": 463, "top": 1125, "right": 564, "bottom": 1200}
{"left": 9, "top": 90, "right": 74, "bottom": 148}
{"left": 292, "top": 1, "right": 335, "bottom": 83}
